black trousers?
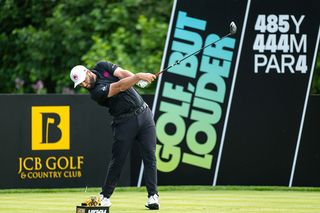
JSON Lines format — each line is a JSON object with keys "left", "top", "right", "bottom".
{"left": 101, "top": 106, "right": 158, "bottom": 198}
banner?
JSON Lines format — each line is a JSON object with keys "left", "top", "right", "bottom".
{"left": 217, "top": 0, "right": 320, "bottom": 186}
{"left": 0, "top": 95, "right": 130, "bottom": 188}
{"left": 151, "top": 0, "right": 320, "bottom": 186}
{"left": 151, "top": 0, "right": 247, "bottom": 185}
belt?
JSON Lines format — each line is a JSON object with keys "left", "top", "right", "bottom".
{"left": 115, "top": 103, "right": 148, "bottom": 119}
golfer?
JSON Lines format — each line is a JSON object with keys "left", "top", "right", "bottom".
{"left": 70, "top": 61, "right": 159, "bottom": 210}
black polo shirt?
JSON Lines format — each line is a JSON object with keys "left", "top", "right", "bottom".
{"left": 89, "top": 61, "right": 144, "bottom": 117}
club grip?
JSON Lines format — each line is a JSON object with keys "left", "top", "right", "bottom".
{"left": 136, "top": 80, "right": 149, "bottom": 88}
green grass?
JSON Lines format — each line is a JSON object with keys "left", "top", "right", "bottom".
{"left": 0, "top": 186, "right": 320, "bottom": 213}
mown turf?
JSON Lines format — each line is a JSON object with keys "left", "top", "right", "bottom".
{"left": 0, "top": 186, "right": 320, "bottom": 213}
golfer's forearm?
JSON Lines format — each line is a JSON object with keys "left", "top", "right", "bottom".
{"left": 108, "top": 73, "right": 152, "bottom": 97}
{"left": 115, "top": 69, "right": 134, "bottom": 79}
{"left": 108, "top": 75, "right": 141, "bottom": 97}
{"left": 118, "top": 74, "right": 140, "bottom": 90}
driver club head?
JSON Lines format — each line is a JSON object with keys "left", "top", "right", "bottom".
{"left": 230, "top": 21, "right": 237, "bottom": 35}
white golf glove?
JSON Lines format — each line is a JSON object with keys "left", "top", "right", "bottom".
{"left": 136, "top": 80, "right": 149, "bottom": 88}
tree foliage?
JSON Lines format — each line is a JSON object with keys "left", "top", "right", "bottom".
{"left": 0, "top": 0, "right": 173, "bottom": 94}
{"left": 311, "top": 54, "right": 320, "bottom": 94}
{"left": 1, "top": 0, "right": 319, "bottom": 94}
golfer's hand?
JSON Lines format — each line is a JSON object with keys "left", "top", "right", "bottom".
{"left": 135, "top": 73, "right": 156, "bottom": 88}
{"left": 136, "top": 73, "right": 156, "bottom": 83}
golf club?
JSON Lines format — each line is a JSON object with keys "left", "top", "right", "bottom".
{"left": 137, "top": 21, "right": 237, "bottom": 88}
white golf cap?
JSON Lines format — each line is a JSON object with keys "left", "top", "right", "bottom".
{"left": 70, "top": 65, "right": 87, "bottom": 88}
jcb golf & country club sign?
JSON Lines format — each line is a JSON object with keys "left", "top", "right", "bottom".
{"left": 18, "top": 106, "right": 84, "bottom": 180}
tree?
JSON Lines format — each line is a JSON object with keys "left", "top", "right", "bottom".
{"left": 0, "top": 0, "right": 173, "bottom": 94}
{"left": 311, "top": 54, "right": 320, "bottom": 94}
{"left": 1, "top": 0, "right": 319, "bottom": 94}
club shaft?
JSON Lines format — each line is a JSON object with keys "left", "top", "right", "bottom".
{"left": 156, "top": 32, "right": 231, "bottom": 76}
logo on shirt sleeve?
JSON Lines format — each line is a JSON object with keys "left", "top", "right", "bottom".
{"left": 103, "top": 72, "right": 109, "bottom": 78}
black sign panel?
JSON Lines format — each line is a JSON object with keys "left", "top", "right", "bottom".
{"left": 0, "top": 95, "right": 130, "bottom": 188}
{"left": 152, "top": 0, "right": 247, "bottom": 185}
{"left": 217, "top": 0, "right": 320, "bottom": 185}
{"left": 152, "top": 0, "right": 319, "bottom": 186}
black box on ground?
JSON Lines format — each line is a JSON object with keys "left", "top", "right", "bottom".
{"left": 76, "top": 206, "right": 109, "bottom": 213}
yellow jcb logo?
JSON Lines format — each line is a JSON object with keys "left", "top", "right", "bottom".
{"left": 31, "top": 106, "right": 70, "bottom": 150}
